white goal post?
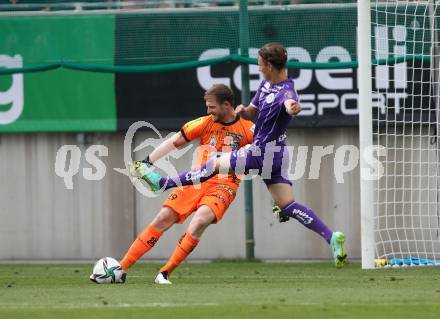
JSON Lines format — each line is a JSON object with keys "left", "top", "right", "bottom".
{"left": 359, "top": 0, "right": 440, "bottom": 269}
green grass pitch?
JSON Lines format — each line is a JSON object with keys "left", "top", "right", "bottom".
{"left": 0, "top": 261, "right": 439, "bottom": 319}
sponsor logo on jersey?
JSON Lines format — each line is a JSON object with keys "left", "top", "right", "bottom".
{"left": 226, "top": 132, "right": 243, "bottom": 140}
{"left": 230, "top": 140, "right": 240, "bottom": 150}
{"left": 278, "top": 134, "right": 287, "bottom": 142}
{"left": 223, "top": 135, "right": 241, "bottom": 151}
{"left": 209, "top": 137, "right": 217, "bottom": 147}
{"left": 266, "top": 93, "right": 275, "bottom": 103}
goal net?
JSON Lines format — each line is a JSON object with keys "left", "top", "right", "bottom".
{"left": 367, "top": 0, "right": 440, "bottom": 267}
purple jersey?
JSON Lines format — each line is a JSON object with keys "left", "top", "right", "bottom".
{"left": 167, "top": 78, "right": 298, "bottom": 189}
{"left": 250, "top": 78, "right": 298, "bottom": 147}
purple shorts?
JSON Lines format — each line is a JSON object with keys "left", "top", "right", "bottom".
{"left": 229, "top": 143, "right": 292, "bottom": 186}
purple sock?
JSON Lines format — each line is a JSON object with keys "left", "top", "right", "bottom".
{"left": 159, "top": 158, "right": 217, "bottom": 190}
{"left": 282, "top": 201, "right": 333, "bottom": 243}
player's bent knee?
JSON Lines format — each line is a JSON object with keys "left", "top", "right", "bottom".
{"left": 190, "top": 215, "right": 211, "bottom": 229}
{"left": 188, "top": 211, "right": 215, "bottom": 238}
{"left": 151, "top": 207, "right": 179, "bottom": 231}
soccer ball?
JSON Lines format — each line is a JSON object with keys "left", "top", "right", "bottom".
{"left": 89, "top": 257, "right": 126, "bottom": 284}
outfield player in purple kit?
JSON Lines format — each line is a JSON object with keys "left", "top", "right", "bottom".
{"left": 131, "top": 43, "right": 347, "bottom": 268}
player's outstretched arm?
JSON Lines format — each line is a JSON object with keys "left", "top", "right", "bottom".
{"left": 235, "top": 104, "right": 258, "bottom": 120}
{"left": 146, "top": 132, "right": 187, "bottom": 164}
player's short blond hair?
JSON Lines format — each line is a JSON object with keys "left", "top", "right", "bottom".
{"left": 204, "top": 84, "right": 235, "bottom": 107}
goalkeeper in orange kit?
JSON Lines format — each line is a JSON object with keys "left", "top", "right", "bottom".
{"left": 119, "top": 84, "right": 255, "bottom": 284}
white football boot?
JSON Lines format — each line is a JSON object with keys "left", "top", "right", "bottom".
{"left": 154, "top": 271, "right": 172, "bottom": 285}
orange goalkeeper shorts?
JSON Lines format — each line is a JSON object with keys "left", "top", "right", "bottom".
{"left": 163, "top": 180, "right": 238, "bottom": 224}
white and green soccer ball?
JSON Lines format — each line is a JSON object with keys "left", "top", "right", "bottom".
{"left": 89, "top": 257, "right": 126, "bottom": 284}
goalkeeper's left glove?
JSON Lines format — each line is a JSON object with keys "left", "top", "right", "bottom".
{"left": 273, "top": 205, "right": 290, "bottom": 223}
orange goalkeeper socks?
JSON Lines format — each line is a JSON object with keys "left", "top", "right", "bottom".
{"left": 160, "top": 231, "right": 200, "bottom": 275}
{"left": 120, "top": 224, "right": 163, "bottom": 271}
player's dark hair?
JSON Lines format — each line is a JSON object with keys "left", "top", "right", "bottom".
{"left": 204, "top": 84, "right": 235, "bottom": 107}
{"left": 258, "top": 43, "right": 288, "bottom": 70}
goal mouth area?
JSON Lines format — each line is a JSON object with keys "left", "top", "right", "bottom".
{"left": 374, "top": 257, "right": 440, "bottom": 268}
{"left": 360, "top": 0, "right": 440, "bottom": 269}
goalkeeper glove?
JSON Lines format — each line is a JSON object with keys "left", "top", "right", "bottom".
{"left": 273, "top": 205, "right": 290, "bottom": 223}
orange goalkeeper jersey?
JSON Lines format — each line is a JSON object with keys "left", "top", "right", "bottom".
{"left": 180, "top": 115, "right": 254, "bottom": 187}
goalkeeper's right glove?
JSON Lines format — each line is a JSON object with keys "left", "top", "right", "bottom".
{"left": 273, "top": 205, "right": 290, "bottom": 223}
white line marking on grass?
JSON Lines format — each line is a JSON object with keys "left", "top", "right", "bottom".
{"left": 117, "top": 303, "right": 219, "bottom": 308}
{"left": 0, "top": 302, "right": 219, "bottom": 310}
